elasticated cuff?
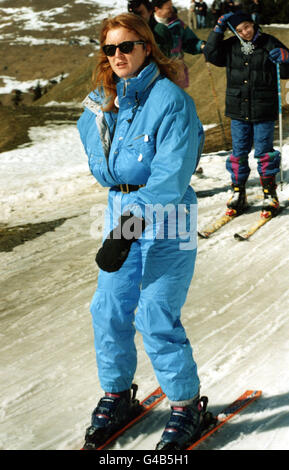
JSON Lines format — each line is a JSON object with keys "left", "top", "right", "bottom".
{"left": 169, "top": 392, "right": 199, "bottom": 408}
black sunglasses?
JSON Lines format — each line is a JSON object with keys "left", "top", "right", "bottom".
{"left": 102, "top": 40, "right": 145, "bottom": 57}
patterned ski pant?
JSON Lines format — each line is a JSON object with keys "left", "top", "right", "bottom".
{"left": 226, "top": 120, "right": 280, "bottom": 185}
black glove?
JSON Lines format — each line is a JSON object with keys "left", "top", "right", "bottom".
{"left": 95, "top": 212, "right": 146, "bottom": 272}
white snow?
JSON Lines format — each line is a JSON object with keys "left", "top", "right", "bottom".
{"left": 0, "top": 118, "right": 289, "bottom": 450}
{"left": 0, "top": 74, "right": 68, "bottom": 94}
{"left": 268, "top": 24, "right": 289, "bottom": 29}
{"left": 0, "top": 1, "right": 199, "bottom": 45}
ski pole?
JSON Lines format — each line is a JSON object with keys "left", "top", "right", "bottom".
{"left": 276, "top": 62, "right": 284, "bottom": 190}
{"left": 227, "top": 21, "right": 245, "bottom": 43}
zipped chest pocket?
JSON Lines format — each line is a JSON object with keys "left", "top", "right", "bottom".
{"left": 127, "top": 133, "right": 156, "bottom": 168}
{"left": 114, "top": 133, "right": 156, "bottom": 182}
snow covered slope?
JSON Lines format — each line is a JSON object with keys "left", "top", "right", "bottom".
{"left": 0, "top": 123, "right": 289, "bottom": 450}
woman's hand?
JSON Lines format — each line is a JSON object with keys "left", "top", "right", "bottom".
{"left": 95, "top": 212, "right": 145, "bottom": 272}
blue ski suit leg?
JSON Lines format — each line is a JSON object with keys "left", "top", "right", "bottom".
{"left": 136, "top": 232, "right": 199, "bottom": 402}
{"left": 90, "top": 242, "right": 141, "bottom": 393}
{"left": 90, "top": 190, "right": 200, "bottom": 402}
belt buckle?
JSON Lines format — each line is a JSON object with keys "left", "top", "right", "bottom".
{"left": 120, "top": 184, "right": 129, "bottom": 193}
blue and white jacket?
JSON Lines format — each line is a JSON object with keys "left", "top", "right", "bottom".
{"left": 77, "top": 62, "right": 203, "bottom": 218}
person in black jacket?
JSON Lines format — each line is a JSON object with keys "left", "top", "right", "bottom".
{"left": 204, "top": 10, "right": 289, "bottom": 216}
{"left": 211, "top": 0, "right": 223, "bottom": 25}
{"left": 194, "top": 0, "right": 207, "bottom": 29}
{"left": 249, "top": 0, "right": 262, "bottom": 25}
{"left": 223, "top": 0, "right": 235, "bottom": 13}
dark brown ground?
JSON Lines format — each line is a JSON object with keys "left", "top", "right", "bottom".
{"left": 0, "top": 218, "right": 67, "bottom": 252}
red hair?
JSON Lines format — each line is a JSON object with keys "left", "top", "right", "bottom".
{"left": 92, "top": 13, "right": 181, "bottom": 112}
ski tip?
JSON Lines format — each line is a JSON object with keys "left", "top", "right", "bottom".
{"left": 198, "top": 231, "right": 210, "bottom": 239}
{"left": 234, "top": 233, "right": 248, "bottom": 241}
{"left": 245, "top": 389, "right": 262, "bottom": 397}
{"left": 225, "top": 208, "right": 238, "bottom": 217}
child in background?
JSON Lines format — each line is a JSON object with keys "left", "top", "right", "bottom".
{"left": 204, "top": 11, "right": 289, "bottom": 217}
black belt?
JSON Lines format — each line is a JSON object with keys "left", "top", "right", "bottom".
{"left": 113, "top": 184, "right": 145, "bottom": 193}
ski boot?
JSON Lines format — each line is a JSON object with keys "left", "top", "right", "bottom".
{"left": 82, "top": 383, "right": 141, "bottom": 450}
{"left": 260, "top": 177, "right": 280, "bottom": 218}
{"left": 155, "top": 396, "right": 213, "bottom": 450}
{"left": 226, "top": 183, "right": 248, "bottom": 216}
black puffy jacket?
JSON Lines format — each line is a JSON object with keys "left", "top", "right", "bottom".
{"left": 204, "top": 30, "right": 289, "bottom": 122}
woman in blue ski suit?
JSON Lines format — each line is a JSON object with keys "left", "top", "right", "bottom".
{"left": 77, "top": 13, "right": 204, "bottom": 450}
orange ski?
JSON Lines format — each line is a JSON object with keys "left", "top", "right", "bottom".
{"left": 187, "top": 390, "right": 262, "bottom": 450}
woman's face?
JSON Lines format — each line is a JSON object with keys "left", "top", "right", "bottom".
{"left": 104, "top": 27, "right": 151, "bottom": 80}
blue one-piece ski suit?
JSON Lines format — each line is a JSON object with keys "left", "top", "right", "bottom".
{"left": 77, "top": 62, "right": 203, "bottom": 404}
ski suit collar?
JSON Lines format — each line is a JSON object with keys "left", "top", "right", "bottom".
{"left": 167, "top": 16, "right": 182, "bottom": 28}
{"left": 154, "top": 13, "right": 169, "bottom": 25}
{"left": 116, "top": 61, "right": 160, "bottom": 102}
